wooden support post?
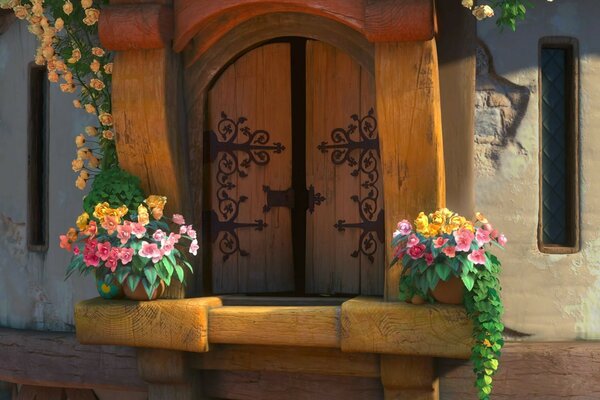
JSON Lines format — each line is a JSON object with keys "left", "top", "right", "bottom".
{"left": 375, "top": 40, "right": 446, "bottom": 301}
{"left": 137, "top": 349, "right": 207, "bottom": 400}
{"left": 380, "top": 355, "right": 438, "bottom": 400}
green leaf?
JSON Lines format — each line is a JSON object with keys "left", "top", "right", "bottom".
{"left": 115, "top": 267, "right": 131, "bottom": 285}
{"left": 142, "top": 278, "right": 155, "bottom": 300}
{"left": 435, "top": 263, "right": 451, "bottom": 281}
{"left": 183, "top": 260, "right": 194, "bottom": 273}
{"left": 483, "top": 375, "right": 492, "bottom": 385}
{"left": 163, "top": 255, "right": 175, "bottom": 276}
{"left": 132, "top": 255, "right": 147, "bottom": 273}
{"left": 461, "top": 272, "right": 475, "bottom": 291}
{"left": 174, "top": 264, "right": 184, "bottom": 283}
{"left": 144, "top": 266, "right": 158, "bottom": 286}
{"left": 127, "top": 274, "right": 141, "bottom": 293}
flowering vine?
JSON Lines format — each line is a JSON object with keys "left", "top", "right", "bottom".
{"left": 0, "top": 0, "right": 116, "bottom": 190}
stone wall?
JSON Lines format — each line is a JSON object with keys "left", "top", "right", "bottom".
{"left": 476, "top": 0, "right": 600, "bottom": 340}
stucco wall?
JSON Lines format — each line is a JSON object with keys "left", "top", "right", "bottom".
{"left": 476, "top": 0, "right": 600, "bottom": 339}
{"left": 0, "top": 20, "right": 97, "bottom": 331}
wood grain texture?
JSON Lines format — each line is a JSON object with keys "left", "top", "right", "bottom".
{"left": 202, "top": 370, "right": 383, "bottom": 400}
{"left": 137, "top": 349, "right": 188, "bottom": 384}
{"left": 207, "top": 43, "right": 294, "bottom": 294}
{"left": 380, "top": 355, "right": 437, "bottom": 400}
{"left": 0, "top": 328, "right": 146, "bottom": 391}
{"left": 374, "top": 40, "right": 446, "bottom": 301}
{"left": 0, "top": 9, "right": 15, "bottom": 35}
{"left": 439, "top": 341, "right": 600, "bottom": 400}
{"left": 192, "top": 344, "right": 380, "bottom": 378}
{"left": 18, "top": 386, "right": 65, "bottom": 400}
{"left": 64, "top": 389, "right": 98, "bottom": 400}
{"left": 305, "top": 40, "right": 383, "bottom": 296}
{"left": 436, "top": 0, "right": 476, "bottom": 217}
{"left": 99, "top": 4, "right": 173, "bottom": 51}
{"left": 173, "top": 0, "right": 435, "bottom": 54}
{"left": 364, "top": 0, "right": 434, "bottom": 42}
{"left": 75, "top": 297, "right": 222, "bottom": 352}
{"left": 341, "top": 297, "right": 471, "bottom": 359}
{"left": 208, "top": 305, "right": 340, "bottom": 348}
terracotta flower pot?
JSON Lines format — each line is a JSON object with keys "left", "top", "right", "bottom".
{"left": 431, "top": 276, "right": 465, "bottom": 305}
{"left": 123, "top": 279, "right": 166, "bottom": 301}
{"left": 95, "top": 273, "right": 124, "bottom": 300}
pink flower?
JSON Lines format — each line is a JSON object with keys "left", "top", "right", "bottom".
{"left": 490, "top": 229, "right": 499, "bottom": 239}
{"left": 84, "top": 238, "right": 97, "bottom": 255}
{"left": 73, "top": 246, "right": 80, "bottom": 255}
{"left": 433, "top": 237, "right": 449, "bottom": 248}
{"left": 172, "top": 214, "right": 185, "bottom": 225}
{"left": 442, "top": 246, "right": 456, "bottom": 258}
{"left": 101, "top": 215, "right": 119, "bottom": 235}
{"left": 118, "top": 248, "right": 134, "bottom": 265}
{"left": 498, "top": 234, "right": 507, "bottom": 247}
{"left": 179, "top": 225, "right": 188, "bottom": 235}
{"left": 161, "top": 242, "right": 174, "bottom": 257}
{"left": 396, "top": 219, "right": 412, "bottom": 236}
{"left": 105, "top": 256, "right": 118, "bottom": 272}
{"left": 189, "top": 239, "right": 199, "bottom": 256}
{"left": 167, "top": 232, "right": 181, "bottom": 245}
{"left": 139, "top": 241, "right": 162, "bottom": 263}
{"left": 475, "top": 228, "right": 491, "bottom": 246}
{"left": 131, "top": 223, "right": 146, "bottom": 239}
{"left": 153, "top": 229, "right": 165, "bottom": 242}
{"left": 424, "top": 253, "right": 434, "bottom": 266}
{"left": 408, "top": 243, "right": 426, "bottom": 259}
{"left": 406, "top": 234, "right": 420, "bottom": 248}
{"left": 84, "top": 221, "right": 97, "bottom": 238}
{"left": 59, "top": 235, "right": 72, "bottom": 252}
{"left": 117, "top": 224, "right": 132, "bottom": 245}
{"left": 453, "top": 228, "right": 474, "bottom": 252}
{"left": 83, "top": 253, "right": 99, "bottom": 267}
{"left": 468, "top": 249, "right": 487, "bottom": 265}
{"left": 96, "top": 242, "right": 112, "bottom": 261}
{"left": 187, "top": 227, "right": 197, "bottom": 240}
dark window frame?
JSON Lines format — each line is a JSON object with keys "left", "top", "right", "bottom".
{"left": 538, "top": 37, "right": 579, "bottom": 254}
{"left": 27, "top": 63, "right": 49, "bottom": 252}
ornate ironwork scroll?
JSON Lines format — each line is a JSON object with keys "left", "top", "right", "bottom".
{"left": 209, "top": 112, "right": 285, "bottom": 261}
{"left": 317, "top": 108, "right": 384, "bottom": 263}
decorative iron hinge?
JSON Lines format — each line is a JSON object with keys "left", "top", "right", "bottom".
{"left": 209, "top": 112, "right": 285, "bottom": 261}
{"left": 317, "top": 108, "right": 384, "bottom": 263}
{"left": 262, "top": 185, "right": 326, "bottom": 214}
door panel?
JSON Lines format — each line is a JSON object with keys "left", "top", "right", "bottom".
{"left": 207, "top": 43, "right": 294, "bottom": 293}
{"left": 305, "top": 41, "right": 384, "bottom": 295}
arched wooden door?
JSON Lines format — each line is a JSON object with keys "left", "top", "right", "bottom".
{"left": 205, "top": 40, "right": 384, "bottom": 295}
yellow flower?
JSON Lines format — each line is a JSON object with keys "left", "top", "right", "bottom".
{"left": 430, "top": 210, "right": 444, "bottom": 225}
{"left": 67, "top": 48, "right": 81, "bottom": 64}
{"left": 54, "top": 17, "right": 64, "bottom": 31}
{"left": 443, "top": 224, "right": 457, "bottom": 234}
{"left": 84, "top": 104, "right": 97, "bottom": 114}
{"left": 145, "top": 195, "right": 167, "bottom": 211}
{"left": 414, "top": 212, "right": 429, "bottom": 236}
{"left": 41, "top": 46, "right": 54, "bottom": 59}
{"left": 80, "top": 170, "right": 89, "bottom": 180}
{"left": 13, "top": 6, "right": 29, "bottom": 19}
{"left": 81, "top": 0, "right": 93, "bottom": 9}
{"left": 63, "top": 0, "right": 73, "bottom": 15}
{"left": 77, "top": 148, "right": 90, "bottom": 160}
{"left": 428, "top": 223, "right": 441, "bottom": 237}
{"left": 83, "top": 8, "right": 99, "bottom": 25}
{"left": 60, "top": 83, "right": 76, "bottom": 93}
{"left": 47, "top": 71, "right": 59, "bottom": 83}
{"left": 475, "top": 212, "right": 488, "bottom": 224}
{"left": 90, "top": 59, "right": 100, "bottom": 73}
{"left": 91, "top": 47, "right": 105, "bottom": 57}
{"left": 55, "top": 60, "right": 66, "bottom": 72}
{"left": 89, "top": 78, "right": 105, "bottom": 91}
{"left": 85, "top": 126, "right": 98, "bottom": 136}
{"left": 450, "top": 215, "right": 466, "bottom": 228}
{"left": 76, "top": 212, "right": 89, "bottom": 230}
{"left": 103, "top": 63, "right": 113, "bottom": 74}
{"left": 152, "top": 207, "right": 163, "bottom": 220}
{"left": 75, "top": 134, "right": 86, "bottom": 148}
{"left": 88, "top": 156, "right": 100, "bottom": 168}
{"left": 73, "top": 99, "right": 82, "bottom": 108}
{"left": 98, "top": 112, "right": 113, "bottom": 126}
{"left": 93, "top": 202, "right": 110, "bottom": 221}
{"left": 482, "top": 339, "right": 492, "bottom": 348}
{"left": 75, "top": 176, "right": 86, "bottom": 190}
{"left": 102, "top": 130, "right": 114, "bottom": 140}
{"left": 138, "top": 205, "right": 150, "bottom": 226}
{"left": 462, "top": 220, "right": 475, "bottom": 232}
{"left": 71, "top": 159, "right": 83, "bottom": 172}
{"left": 66, "top": 227, "right": 78, "bottom": 242}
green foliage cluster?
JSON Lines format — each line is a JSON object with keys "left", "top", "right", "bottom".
{"left": 493, "top": 0, "right": 533, "bottom": 31}
{"left": 82, "top": 167, "right": 146, "bottom": 218}
{"left": 464, "top": 254, "right": 504, "bottom": 400}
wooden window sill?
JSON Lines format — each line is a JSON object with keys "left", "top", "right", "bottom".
{"left": 74, "top": 296, "right": 472, "bottom": 359}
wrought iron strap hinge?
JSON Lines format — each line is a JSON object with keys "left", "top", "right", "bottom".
{"left": 263, "top": 185, "right": 326, "bottom": 214}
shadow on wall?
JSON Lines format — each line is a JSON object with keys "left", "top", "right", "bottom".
{"left": 475, "top": 40, "right": 531, "bottom": 176}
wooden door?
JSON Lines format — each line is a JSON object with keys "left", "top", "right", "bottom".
{"left": 207, "top": 43, "right": 294, "bottom": 293}
{"left": 305, "top": 41, "right": 384, "bottom": 295}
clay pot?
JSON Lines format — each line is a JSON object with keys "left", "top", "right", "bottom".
{"left": 95, "top": 273, "right": 124, "bottom": 300}
{"left": 123, "top": 279, "right": 166, "bottom": 301}
{"left": 431, "top": 276, "right": 465, "bottom": 305}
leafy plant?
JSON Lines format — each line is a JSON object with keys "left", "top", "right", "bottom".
{"left": 493, "top": 0, "right": 533, "bottom": 31}
{"left": 392, "top": 209, "right": 506, "bottom": 399}
{"left": 83, "top": 167, "right": 145, "bottom": 220}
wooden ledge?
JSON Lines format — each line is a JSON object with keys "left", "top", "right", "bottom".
{"left": 74, "top": 296, "right": 471, "bottom": 358}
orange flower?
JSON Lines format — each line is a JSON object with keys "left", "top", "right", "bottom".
{"left": 102, "top": 130, "right": 114, "bottom": 140}
{"left": 91, "top": 47, "right": 105, "bottom": 57}
{"left": 137, "top": 205, "right": 150, "bottom": 226}
{"left": 66, "top": 227, "right": 78, "bottom": 242}
{"left": 101, "top": 215, "right": 119, "bottom": 235}
{"left": 103, "top": 63, "right": 113, "bottom": 74}
{"left": 98, "top": 112, "right": 113, "bottom": 126}
{"left": 83, "top": 8, "right": 100, "bottom": 25}
{"left": 89, "top": 78, "right": 105, "bottom": 91}
{"left": 90, "top": 59, "right": 100, "bottom": 73}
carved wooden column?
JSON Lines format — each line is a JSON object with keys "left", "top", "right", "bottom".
{"left": 100, "top": 0, "right": 190, "bottom": 298}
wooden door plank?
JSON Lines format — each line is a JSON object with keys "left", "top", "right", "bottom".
{"left": 307, "top": 40, "right": 383, "bottom": 295}
{"left": 375, "top": 40, "right": 446, "bottom": 301}
{"left": 64, "top": 389, "right": 98, "bottom": 400}
{"left": 207, "top": 43, "right": 294, "bottom": 293}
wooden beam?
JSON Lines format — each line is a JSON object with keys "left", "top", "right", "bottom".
{"left": 99, "top": 4, "right": 173, "bottom": 51}
{"left": 380, "top": 355, "right": 438, "bottom": 400}
{"left": 374, "top": 39, "right": 446, "bottom": 301}
{"left": 208, "top": 305, "right": 340, "bottom": 348}
{"left": 436, "top": 0, "right": 476, "bottom": 216}
{"left": 191, "top": 345, "right": 380, "bottom": 378}
{"left": 0, "top": 328, "right": 145, "bottom": 391}
{"left": 74, "top": 297, "right": 222, "bottom": 352}
{"left": 439, "top": 341, "right": 600, "bottom": 399}
{"left": 341, "top": 297, "right": 471, "bottom": 359}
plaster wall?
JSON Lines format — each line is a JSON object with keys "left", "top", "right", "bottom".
{"left": 476, "top": 0, "right": 600, "bottom": 339}
{"left": 0, "top": 20, "right": 97, "bottom": 331}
